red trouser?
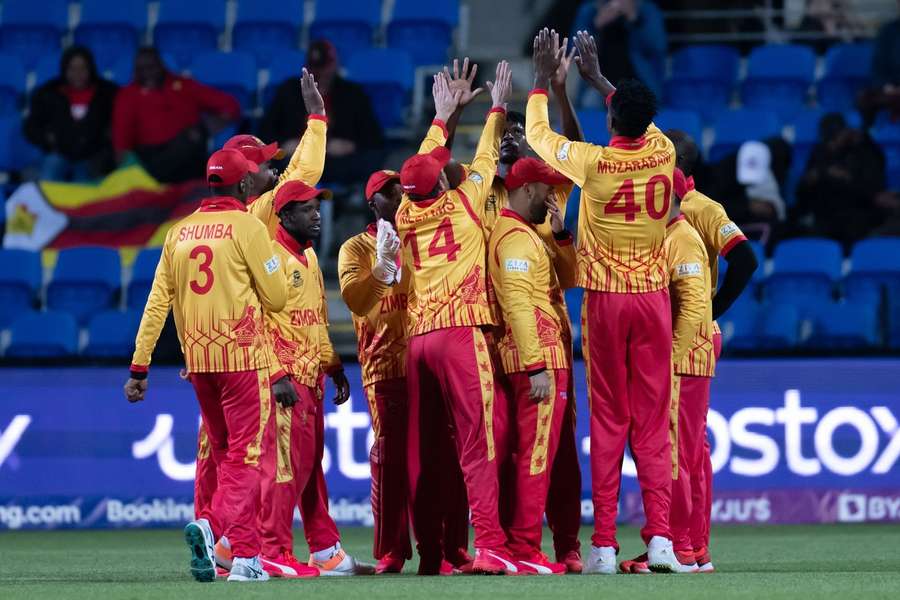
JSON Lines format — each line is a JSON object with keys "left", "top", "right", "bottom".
{"left": 259, "top": 379, "right": 340, "bottom": 556}
{"left": 193, "top": 424, "right": 217, "bottom": 520}
{"left": 505, "top": 369, "right": 569, "bottom": 557}
{"left": 191, "top": 369, "right": 270, "bottom": 558}
{"left": 407, "top": 326, "right": 506, "bottom": 565}
{"left": 486, "top": 332, "right": 515, "bottom": 532}
{"left": 364, "top": 378, "right": 413, "bottom": 561}
{"left": 671, "top": 333, "right": 722, "bottom": 553}
{"left": 545, "top": 366, "right": 583, "bottom": 560}
{"left": 583, "top": 290, "right": 673, "bottom": 549}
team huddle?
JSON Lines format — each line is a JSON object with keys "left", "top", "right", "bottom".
{"left": 123, "top": 28, "right": 756, "bottom": 581}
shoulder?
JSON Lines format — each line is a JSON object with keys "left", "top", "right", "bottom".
{"left": 340, "top": 231, "right": 374, "bottom": 256}
{"left": 682, "top": 189, "right": 730, "bottom": 224}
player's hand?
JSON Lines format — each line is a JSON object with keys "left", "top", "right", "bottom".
{"left": 433, "top": 71, "right": 462, "bottom": 122}
{"left": 532, "top": 28, "right": 563, "bottom": 90}
{"left": 179, "top": 367, "right": 190, "bottom": 381}
{"left": 551, "top": 35, "right": 577, "bottom": 90}
{"left": 331, "top": 370, "right": 351, "bottom": 405}
{"left": 529, "top": 370, "right": 551, "bottom": 403}
{"left": 301, "top": 67, "right": 325, "bottom": 116}
{"left": 272, "top": 375, "right": 298, "bottom": 408}
{"left": 486, "top": 60, "right": 512, "bottom": 110}
{"left": 124, "top": 378, "right": 148, "bottom": 403}
{"left": 573, "top": 30, "right": 607, "bottom": 90}
{"left": 546, "top": 197, "right": 564, "bottom": 233}
{"left": 445, "top": 57, "right": 483, "bottom": 108}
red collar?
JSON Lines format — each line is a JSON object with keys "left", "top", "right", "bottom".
{"left": 667, "top": 213, "right": 686, "bottom": 227}
{"left": 276, "top": 225, "right": 312, "bottom": 265}
{"left": 366, "top": 222, "right": 378, "bottom": 237}
{"left": 500, "top": 207, "right": 533, "bottom": 227}
{"left": 608, "top": 134, "right": 647, "bottom": 150}
{"left": 685, "top": 175, "right": 696, "bottom": 192}
{"left": 198, "top": 196, "right": 247, "bottom": 212}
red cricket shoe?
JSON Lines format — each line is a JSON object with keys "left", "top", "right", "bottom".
{"left": 472, "top": 548, "right": 519, "bottom": 575}
{"left": 261, "top": 551, "right": 320, "bottom": 578}
{"left": 516, "top": 553, "right": 566, "bottom": 576}
{"left": 439, "top": 560, "right": 456, "bottom": 576}
{"left": 694, "top": 547, "right": 715, "bottom": 573}
{"left": 558, "top": 550, "right": 583, "bottom": 574}
{"left": 446, "top": 548, "right": 475, "bottom": 574}
{"left": 619, "top": 553, "right": 651, "bottom": 574}
{"left": 375, "top": 554, "right": 405, "bottom": 574}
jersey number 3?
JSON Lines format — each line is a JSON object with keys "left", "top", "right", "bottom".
{"left": 604, "top": 175, "right": 671, "bottom": 222}
{"left": 189, "top": 245, "right": 214, "bottom": 295}
{"left": 402, "top": 217, "right": 461, "bottom": 271}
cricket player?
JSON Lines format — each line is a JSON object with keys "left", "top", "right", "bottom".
{"left": 487, "top": 158, "right": 576, "bottom": 575}
{"left": 396, "top": 64, "right": 516, "bottom": 575}
{"left": 254, "top": 180, "right": 374, "bottom": 577}
{"left": 529, "top": 29, "right": 683, "bottom": 573}
{"left": 125, "top": 149, "right": 287, "bottom": 583}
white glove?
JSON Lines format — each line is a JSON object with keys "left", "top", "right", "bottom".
{"left": 373, "top": 218, "right": 401, "bottom": 284}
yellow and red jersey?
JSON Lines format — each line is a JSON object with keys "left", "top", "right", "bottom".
{"left": 264, "top": 226, "right": 341, "bottom": 387}
{"left": 526, "top": 89, "right": 675, "bottom": 294}
{"left": 395, "top": 109, "right": 506, "bottom": 336}
{"left": 249, "top": 115, "right": 327, "bottom": 237}
{"left": 488, "top": 208, "right": 574, "bottom": 374}
{"left": 337, "top": 224, "right": 410, "bottom": 387}
{"left": 664, "top": 215, "right": 714, "bottom": 377}
{"left": 131, "top": 196, "right": 287, "bottom": 374}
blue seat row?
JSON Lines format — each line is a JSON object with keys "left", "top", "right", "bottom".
{"left": 4, "top": 309, "right": 140, "bottom": 358}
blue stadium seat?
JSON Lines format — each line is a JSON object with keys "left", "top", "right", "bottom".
{"left": 263, "top": 49, "right": 306, "bottom": 106}
{"left": 345, "top": 48, "right": 414, "bottom": 128}
{"left": 74, "top": 0, "right": 148, "bottom": 73}
{"left": 872, "top": 123, "right": 900, "bottom": 190}
{"left": 717, "top": 293, "right": 758, "bottom": 346}
{"left": 577, "top": 109, "right": 610, "bottom": 146}
{"left": 0, "top": 115, "right": 41, "bottom": 172}
{"left": 309, "top": 0, "right": 380, "bottom": 63}
{"left": 654, "top": 109, "right": 702, "bottom": 147}
{"left": 83, "top": 309, "right": 141, "bottom": 357}
{"left": 34, "top": 53, "right": 61, "bottom": 87}
{"left": 664, "top": 45, "right": 739, "bottom": 122}
{"left": 819, "top": 42, "right": 873, "bottom": 112}
{"left": 890, "top": 296, "right": 900, "bottom": 349}
{"left": 190, "top": 51, "right": 258, "bottom": 110}
{"left": 747, "top": 239, "right": 767, "bottom": 284}
{"left": 806, "top": 301, "right": 879, "bottom": 349}
{"left": 765, "top": 238, "right": 842, "bottom": 307}
{"left": 0, "top": 53, "right": 25, "bottom": 116}
{"left": 46, "top": 247, "right": 121, "bottom": 323}
{"left": 742, "top": 44, "right": 816, "bottom": 121}
{"left": 729, "top": 301, "right": 801, "bottom": 350}
{"left": 154, "top": 0, "right": 226, "bottom": 71}
{"left": 6, "top": 311, "right": 79, "bottom": 358}
{"left": 0, "top": 0, "right": 68, "bottom": 69}
{"left": 844, "top": 238, "right": 900, "bottom": 303}
{"left": 127, "top": 247, "right": 162, "bottom": 310}
{"left": 709, "top": 109, "right": 780, "bottom": 162}
{"left": 0, "top": 249, "right": 42, "bottom": 328}
{"left": 233, "top": 0, "right": 303, "bottom": 68}
{"left": 387, "top": 0, "right": 458, "bottom": 66}
{"left": 564, "top": 286, "right": 583, "bottom": 349}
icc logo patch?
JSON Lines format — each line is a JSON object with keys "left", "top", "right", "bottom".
{"left": 291, "top": 270, "right": 303, "bottom": 287}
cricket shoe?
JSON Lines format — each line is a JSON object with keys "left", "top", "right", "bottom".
{"left": 558, "top": 550, "right": 583, "bottom": 574}
{"left": 446, "top": 548, "right": 475, "bottom": 574}
{"left": 375, "top": 554, "right": 405, "bottom": 574}
{"left": 309, "top": 544, "right": 376, "bottom": 576}
{"left": 227, "top": 556, "right": 270, "bottom": 582}
{"left": 694, "top": 547, "right": 715, "bottom": 573}
{"left": 516, "top": 553, "right": 566, "bottom": 575}
{"left": 183, "top": 519, "right": 216, "bottom": 582}
{"left": 647, "top": 537, "right": 699, "bottom": 573}
{"left": 472, "top": 548, "right": 519, "bottom": 575}
{"left": 214, "top": 537, "right": 233, "bottom": 571}
{"left": 261, "top": 551, "right": 320, "bottom": 578}
{"left": 582, "top": 545, "right": 617, "bottom": 575}
{"left": 618, "top": 553, "right": 651, "bottom": 574}
{"left": 439, "top": 560, "right": 456, "bottom": 576}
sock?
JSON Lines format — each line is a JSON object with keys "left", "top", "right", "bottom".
{"left": 312, "top": 542, "right": 342, "bottom": 561}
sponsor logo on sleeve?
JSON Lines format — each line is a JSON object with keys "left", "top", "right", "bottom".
{"left": 264, "top": 255, "right": 280, "bottom": 274}
{"left": 676, "top": 262, "right": 702, "bottom": 277}
{"left": 720, "top": 222, "right": 739, "bottom": 237}
{"left": 468, "top": 173, "right": 483, "bottom": 183}
{"left": 557, "top": 141, "right": 571, "bottom": 161}
{"left": 505, "top": 258, "right": 529, "bottom": 273}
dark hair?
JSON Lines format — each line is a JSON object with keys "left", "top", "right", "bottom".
{"left": 609, "top": 79, "right": 657, "bottom": 138}
{"left": 60, "top": 46, "right": 99, "bottom": 84}
{"left": 819, "top": 112, "right": 846, "bottom": 142}
{"left": 507, "top": 111, "right": 526, "bottom": 127}
{"left": 665, "top": 129, "right": 700, "bottom": 177}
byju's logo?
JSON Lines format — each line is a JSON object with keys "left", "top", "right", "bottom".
{"left": 837, "top": 493, "right": 900, "bottom": 522}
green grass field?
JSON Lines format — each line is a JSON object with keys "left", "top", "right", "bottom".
{"left": 2, "top": 525, "right": 899, "bottom": 599}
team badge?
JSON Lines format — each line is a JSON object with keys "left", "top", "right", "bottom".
{"left": 291, "top": 270, "right": 303, "bottom": 287}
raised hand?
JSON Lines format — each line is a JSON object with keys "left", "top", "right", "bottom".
{"left": 552, "top": 34, "right": 577, "bottom": 90}
{"left": 533, "top": 27, "right": 564, "bottom": 90}
{"left": 433, "top": 71, "right": 462, "bottom": 122}
{"left": 486, "top": 60, "right": 512, "bottom": 110}
{"left": 445, "top": 57, "right": 484, "bottom": 107}
{"left": 573, "top": 30, "right": 614, "bottom": 95}
{"left": 301, "top": 67, "right": 325, "bottom": 116}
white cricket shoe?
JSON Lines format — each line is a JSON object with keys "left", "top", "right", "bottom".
{"left": 183, "top": 519, "right": 216, "bottom": 582}
{"left": 582, "top": 545, "right": 617, "bottom": 575}
{"left": 647, "top": 536, "right": 699, "bottom": 573}
{"left": 309, "top": 543, "right": 376, "bottom": 576}
{"left": 227, "top": 556, "right": 270, "bottom": 582}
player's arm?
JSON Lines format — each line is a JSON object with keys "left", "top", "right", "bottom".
{"left": 442, "top": 57, "right": 485, "bottom": 150}
{"left": 550, "top": 35, "right": 584, "bottom": 142}
{"left": 669, "top": 236, "right": 711, "bottom": 366}
{"left": 276, "top": 69, "right": 327, "bottom": 190}
{"left": 545, "top": 190, "right": 577, "bottom": 289}
{"left": 337, "top": 238, "right": 390, "bottom": 316}
{"left": 714, "top": 242, "right": 757, "bottom": 319}
{"left": 317, "top": 273, "right": 350, "bottom": 405}
{"left": 242, "top": 220, "right": 288, "bottom": 313}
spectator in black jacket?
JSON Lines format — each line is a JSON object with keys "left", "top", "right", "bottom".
{"left": 259, "top": 40, "right": 385, "bottom": 185}
{"left": 23, "top": 46, "right": 118, "bottom": 181}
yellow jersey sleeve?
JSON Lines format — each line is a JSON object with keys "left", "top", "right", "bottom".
{"left": 275, "top": 114, "right": 327, "bottom": 190}
{"left": 337, "top": 232, "right": 391, "bottom": 316}
{"left": 417, "top": 119, "right": 449, "bottom": 154}
{"left": 526, "top": 91, "right": 599, "bottom": 187}
{"left": 131, "top": 228, "right": 176, "bottom": 370}
{"left": 242, "top": 220, "right": 288, "bottom": 314}
{"left": 456, "top": 109, "right": 505, "bottom": 216}
{"left": 667, "top": 220, "right": 711, "bottom": 365}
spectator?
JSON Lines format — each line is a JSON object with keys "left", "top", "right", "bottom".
{"left": 23, "top": 46, "right": 118, "bottom": 182}
{"left": 793, "top": 113, "right": 885, "bottom": 249}
{"left": 571, "top": 0, "right": 666, "bottom": 101}
{"left": 859, "top": 1, "right": 900, "bottom": 125}
{"left": 259, "top": 40, "right": 385, "bottom": 186}
{"left": 111, "top": 47, "right": 241, "bottom": 183}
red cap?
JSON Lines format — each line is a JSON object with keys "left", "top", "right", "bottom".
{"left": 273, "top": 180, "right": 333, "bottom": 212}
{"left": 504, "top": 157, "right": 570, "bottom": 191}
{"left": 365, "top": 170, "right": 400, "bottom": 200}
{"left": 307, "top": 39, "right": 338, "bottom": 71}
{"left": 223, "top": 134, "right": 283, "bottom": 165}
{"left": 206, "top": 148, "right": 259, "bottom": 186}
{"left": 400, "top": 147, "right": 451, "bottom": 197}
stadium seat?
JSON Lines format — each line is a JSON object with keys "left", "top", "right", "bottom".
{"left": 46, "top": 247, "right": 121, "bottom": 323}
{"left": 387, "top": 0, "right": 458, "bottom": 66}
{"left": 664, "top": 45, "right": 739, "bottom": 122}
{"left": 190, "top": 51, "right": 258, "bottom": 110}
{"left": 564, "top": 287, "right": 583, "bottom": 349}
{"left": 890, "top": 296, "right": 900, "bottom": 349}
{"left": 154, "top": 0, "right": 226, "bottom": 71}
{"left": 819, "top": 42, "right": 873, "bottom": 112}
{"left": 345, "top": 48, "right": 414, "bottom": 128}
{"left": 748, "top": 239, "right": 767, "bottom": 285}
{"left": 708, "top": 108, "right": 780, "bottom": 162}
{"left": 127, "top": 247, "right": 162, "bottom": 310}
{"left": 806, "top": 301, "right": 879, "bottom": 349}
{"left": 6, "top": 311, "right": 79, "bottom": 358}
{"left": 74, "top": 0, "right": 148, "bottom": 73}
{"left": 83, "top": 309, "right": 141, "bottom": 357}
{"left": 765, "top": 238, "right": 843, "bottom": 308}
{"left": 729, "top": 301, "right": 801, "bottom": 350}
{"left": 577, "top": 108, "right": 610, "bottom": 146}
{"left": 742, "top": 44, "right": 816, "bottom": 121}
{"left": 233, "top": 0, "right": 303, "bottom": 68}
{"left": 844, "top": 237, "right": 900, "bottom": 303}
{"left": 654, "top": 108, "right": 702, "bottom": 147}
{"left": 34, "top": 53, "right": 61, "bottom": 87}
{"left": 0, "top": 249, "right": 42, "bottom": 328}
{"left": 717, "top": 293, "right": 759, "bottom": 346}
{"left": 0, "top": 114, "right": 41, "bottom": 172}
{"left": 263, "top": 49, "right": 306, "bottom": 106}
{"left": 309, "top": 0, "right": 380, "bottom": 64}
{"left": 0, "top": 53, "right": 25, "bottom": 116}
{"left": 0, "top": 0, "right": 68, "bottom": 69}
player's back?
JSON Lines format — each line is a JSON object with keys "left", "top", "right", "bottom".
{"left": 680, "top": 187, "right": 747, "bottom": 298}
